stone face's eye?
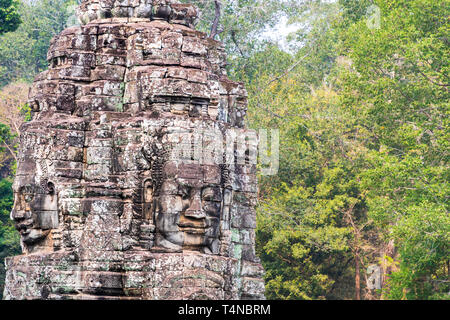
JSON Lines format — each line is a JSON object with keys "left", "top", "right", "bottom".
{"left": 18, "top": 185, "right": 36, "bottom": 203}
{"left": 24, "top": 193, "right": 34, "bottom": 203}
{"left": 179, "top": 186, "right": 190, "bottom": 199}
{"left": 203, "top": 192, "right": 214, "bottom": 201}
{"left": 202, "top": 187, "right": 220, "bottom": 202}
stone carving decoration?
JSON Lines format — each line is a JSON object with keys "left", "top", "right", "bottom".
{"left": 3, "top": 0, "right": 265, "bottom": 300}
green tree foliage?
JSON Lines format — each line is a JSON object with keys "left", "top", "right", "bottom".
{"left": 338, "top": 0, "right": 373, "bottom": 25}
{"left": 179, "top": 0, "right": 309, "bottom": 77}
{"left": 0, "top": 123, "right": 16, "bottom": 178}
{"left": 249, "top": 0, "right": 448, "bottom": 300}
{"left": 0, "top": 0, "right": 21, "bottom": 35}
{"left": 339, "top": 0, "right": 449, "bottom": 299}
{"left": 250, "top": 66, "right": 376, "bottom": 299}
{"left": 0, "top": 0, "right": 77, "bottom": 86}
{"left": 0, "top": 177, "right": 20, "bottom": 299}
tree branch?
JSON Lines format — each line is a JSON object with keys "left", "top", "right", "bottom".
{"left": 417, "top": 69, "right": 449, "bottom": 90}
{"left": 230, "top": 29, "right": 245, "bottom": 59}
{"left": 209, "top": 0, "right": 222, "bottom": 39}
{"left": 265, "top": 52, "right": 311, "bottom": 87}
{"left": 1, "top": 141, "right": 17, "bottom": 162}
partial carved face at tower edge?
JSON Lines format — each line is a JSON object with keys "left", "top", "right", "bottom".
{"left": 154, "top": 161, "right": 223, "bottom": 254}
{"left": 10, "top": 164, "right": 58, "bottom": 250}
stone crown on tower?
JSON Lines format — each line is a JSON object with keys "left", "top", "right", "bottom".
{"left": 77, "top": 0, "right": 198, "bottom": 28}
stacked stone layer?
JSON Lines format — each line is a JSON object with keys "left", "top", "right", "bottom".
{"left": 5, "top": 251, "right": 264, "bottom": 299}
{"left": 77, "top": 0, "right": 198, "bottom": 28}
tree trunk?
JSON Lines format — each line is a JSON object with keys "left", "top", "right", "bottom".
{"left": 355, "top": 251, "right": 361, "bottom": 300}
{"left": 447, "top": 259, "right": 449, "bottom": 277}
{"left": 209, "top": 0, "right": 222, "bottom": 39}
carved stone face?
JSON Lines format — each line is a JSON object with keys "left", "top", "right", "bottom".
{"left": 154, "top": 162, "right": 223, "bottom": 254}
{"left": 11, "top": 167, "right": 58, "bottom": 248}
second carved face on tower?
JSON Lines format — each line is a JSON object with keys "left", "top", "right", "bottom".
{"left": 10, "top": 163, "right": 58, "bottom": 250}
{"left": 154, "top": 161, "right": 223, "bottom": 254}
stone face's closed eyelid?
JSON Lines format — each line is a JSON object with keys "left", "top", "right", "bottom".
{"left": 16, "top": 186, "right": 34, "bottom": 202}
{"left": 202, "top": 187, "right": 221, "bottom": 202}
{"left": 178, "top": 185, "right": 191, "bottom": 198}
{"left": 202, "top": 189, "right": 214, "bottom": 198}
{"left": 24, "top": 194, "right": 34, "bottom": 203}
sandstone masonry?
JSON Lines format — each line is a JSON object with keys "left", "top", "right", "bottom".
{"left": 3, "top": 0, "right": 265, "bottom": 300}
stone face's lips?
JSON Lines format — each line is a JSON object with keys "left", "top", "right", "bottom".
{"left": 178, "top": 222, "right": 205, "bottom": 228}
{"left": 180, "top": 227, "right": 206, "bottom": 235}
{"left": 177, "top": 216, "right": 206, "bottom": 226}
{"left": 178, "top": 219, "right": 207, "bottom": 234}
{"left": 19, "top": 228, "right": 30, "bottom": 236}
{"left": 15, "top": 220, "right": 34, "bottom": 233}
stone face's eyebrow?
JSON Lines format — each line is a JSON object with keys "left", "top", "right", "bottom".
{"left": 19, "top": 184, "right": 46, "bottom": 195}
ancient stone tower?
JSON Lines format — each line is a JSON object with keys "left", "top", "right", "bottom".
{"left": 3, "top": 0, "right": 265, "bottom": 300}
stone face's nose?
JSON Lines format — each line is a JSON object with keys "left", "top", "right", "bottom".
{"left": 10, "top": 195, "right": 28, "bottom": 221}
{"left": 77, "top": 0, "right": 198, "bottom": 28}
{"left": 11, "top": 208, "right": 33, "bottom": 223}
{"left": 11, "top": 208, "right": 25, "bottom": 220}
{"left": 184, "top": 192, "right": 205, "bottom": 219}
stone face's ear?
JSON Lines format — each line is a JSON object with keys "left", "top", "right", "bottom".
{"left": 29, "top": 99, "right": 40, "bottom": 112}
{"left": 47, "top": 181, "right": 55, "bottom": 195}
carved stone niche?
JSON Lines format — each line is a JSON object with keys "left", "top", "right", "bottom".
{"left": 142, "top": 178, "right": 154, "bottom": 221}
